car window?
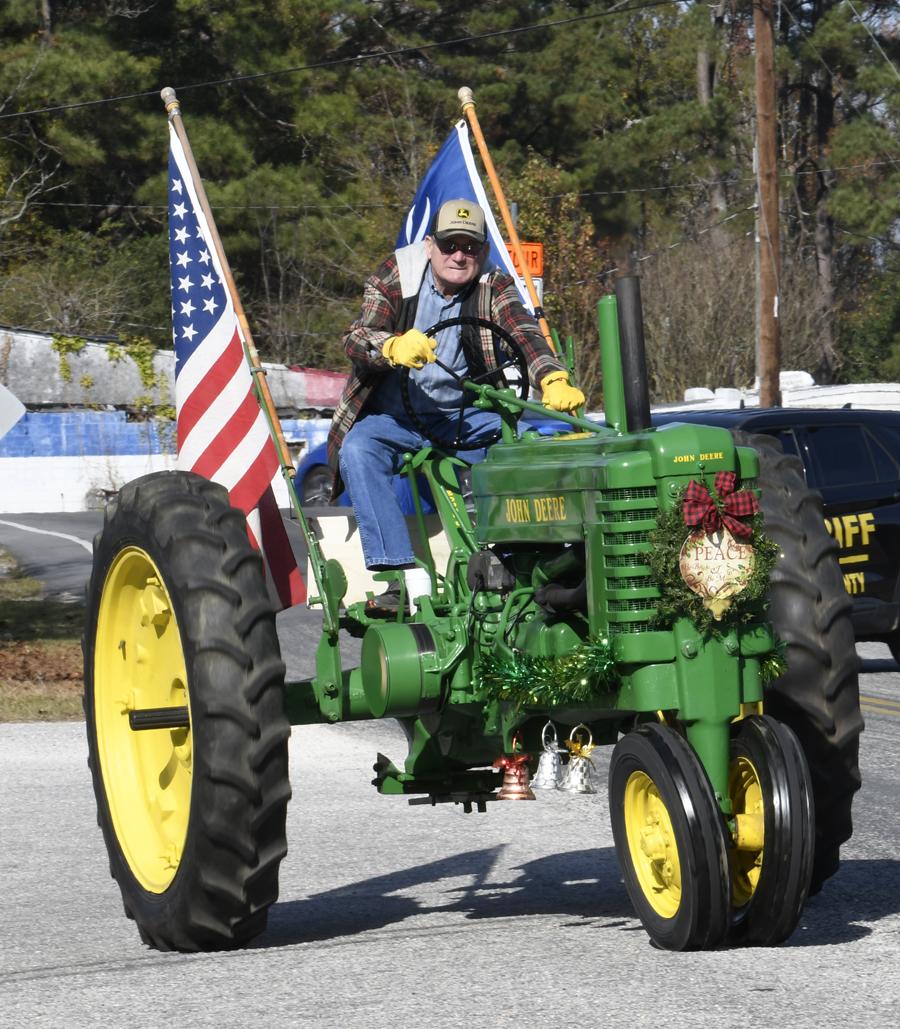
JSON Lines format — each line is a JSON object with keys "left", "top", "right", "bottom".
{"left": 864, "top": 428, "right": 900, "bottom": 483}
{"left": 761, "top": 429, "right": 799, "bottom": 458}
{"left": 869, "top": 424, "right": 900, "bottom": 478}
{"left": 806, "top": 425, "right": 877, "bottom": 487}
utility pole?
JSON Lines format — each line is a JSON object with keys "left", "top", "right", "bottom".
{"left": 755, "top": 0, "right": 781, "bottom": 407}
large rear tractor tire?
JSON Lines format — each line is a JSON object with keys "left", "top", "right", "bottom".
{"left": 732, "top": 430, "right": 863, "bottom": 893}
{"left": 608, "top": 723, "right": 732, "bottom": 951}
{"left": 83, "top": 471, "right": 291, "bottom": 951}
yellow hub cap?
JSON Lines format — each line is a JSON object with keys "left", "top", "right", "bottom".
{"left": 94, "top": 547, "right": 192, "bottom": 893}
{"left": 623, "top": 771, "right": 682, "bottom": 918}
{"left": 729, "top": 755, "right": 765, "bottom": 906}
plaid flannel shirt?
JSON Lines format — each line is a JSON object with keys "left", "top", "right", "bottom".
{"left": 326, "top": 246, "right": 566, "bottom": 497}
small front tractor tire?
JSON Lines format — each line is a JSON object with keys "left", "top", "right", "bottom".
{"left": 732, "top": 430, "right": 864, "bottom": 893}
{"left": 608, "top": 723, "right": 732, "bottom": 951}
{"left": 729, "top": 715, "right": 814, "bottom": 945}
{"left": 83, "top": 471, "right": 291, "bottom": 951}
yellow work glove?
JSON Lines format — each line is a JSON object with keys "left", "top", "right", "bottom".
{"left": 541, "top": 371, "right": 585, "bottom": 413}
{"left": 382, "top": 328, "right": 438, "bottom": 369}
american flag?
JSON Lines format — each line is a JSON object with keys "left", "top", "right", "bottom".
{"left": 168, "top": 121, "right": 305, "bottom": 610}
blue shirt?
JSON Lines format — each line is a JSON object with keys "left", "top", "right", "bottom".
{"left": 369, "top": 266, "right": 470, "bottom": 420}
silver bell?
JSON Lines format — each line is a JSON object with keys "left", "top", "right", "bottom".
{"left": 531, "top": 721, "right": 564, "bottom": 790}
{"left": 558, "top": 724, "right": 597, "bottom": 795}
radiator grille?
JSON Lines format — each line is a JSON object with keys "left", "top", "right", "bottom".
{"left": 601, "top": 507, "right": 658, "bottom": 523}
{"left": 604, "top": 530, "right": 652, "bottom": 546}
{"left": 610, "top": 574, "right": 656, "bottom": 590}
{"left": 605, "top": 553, "right": 650, "bottom": 568}
{"left": 601, "top": 487, "right": 658, "bottom": 501}
{"left": 608, "top": 597, "right": 658, "bottom": 613}
{"left": 612, "top": 620, "right": 656, "bottom": 634}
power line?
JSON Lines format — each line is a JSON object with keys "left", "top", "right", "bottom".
{"left": 0, "top": 199, "right": 409, "bottom": 211}
{"left": 2, "top": 159, "right": 896, "bottom": 214}
{"left": 846, "top": 1, "right": 900, "bottom": 86}
{"left": 547, "top": 204, "right": 758, "bottom": 293}
{"left": 781, "top": 3, "right": 900, "bottom": 176}
{"left": 0, "top": 1, "right": 680, "bottom": 123}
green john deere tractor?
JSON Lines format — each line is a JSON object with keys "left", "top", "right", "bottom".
{"left": 82, "top": 278, "right": 862, "bottom": 953}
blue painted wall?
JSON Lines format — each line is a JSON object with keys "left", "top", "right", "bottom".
{"left": 0, "top": 411, "right": 170, "bottom": 457}
{"left": 0, "top": 411, "right": 331, "bottom": 458}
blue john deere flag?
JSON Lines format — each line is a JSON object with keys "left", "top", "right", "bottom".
{"left": 396, "top": 120, "right": 533, "bottom": 313}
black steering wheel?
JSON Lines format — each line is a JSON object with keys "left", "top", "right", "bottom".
{"left": 399, "top": 316, "right": 529, "bottom": 450}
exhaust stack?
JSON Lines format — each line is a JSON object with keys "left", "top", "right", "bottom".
{"left": 614, "top": 276, "right": 652, "bottom": 433}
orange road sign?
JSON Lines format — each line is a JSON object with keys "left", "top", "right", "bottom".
{"left": 505, "top": 242, "right": 544, "bottom": 278}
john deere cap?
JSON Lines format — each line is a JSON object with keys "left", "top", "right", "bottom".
{"left": 431, "top": 200, "right": 487, "bottom": 244}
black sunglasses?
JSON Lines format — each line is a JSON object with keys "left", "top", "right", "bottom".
{"left": 435, "top": 238, "right": 484, "bottom": 256}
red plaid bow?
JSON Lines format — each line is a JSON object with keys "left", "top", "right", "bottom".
{"left": 682, "top": 471, "right": 760, "bottom": 540}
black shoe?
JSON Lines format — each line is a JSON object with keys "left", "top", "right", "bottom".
{"left": 364, "top": 580, "right": 409, "bottom": 617}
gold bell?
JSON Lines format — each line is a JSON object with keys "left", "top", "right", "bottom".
{"left": 531, "top": 721, "right": 564, "bottom": 790}
{"left": 494, "top": 731, "right": 536, "bottom": 801}
{"left": 558, "top": 723, "right": 597, "bottom": 795}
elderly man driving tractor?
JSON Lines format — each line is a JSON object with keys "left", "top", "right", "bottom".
{"left": 327, "top": 199, "right": 585, "bottom": 614}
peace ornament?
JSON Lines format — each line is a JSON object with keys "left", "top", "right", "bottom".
{"left": 678, "top": 472, "right": 760, "bottom": 620}
{"left": 679, "top": 528, "right": 757, "bottom": 620}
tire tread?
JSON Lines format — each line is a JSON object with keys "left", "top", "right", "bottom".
{"left": 83, "top": 470, "right": 290, "bottom": 952}
{"left": 732, "top": 430, "right": 862, "bottom": 892}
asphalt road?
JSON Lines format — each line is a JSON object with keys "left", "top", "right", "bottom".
{"left": 0, "top": 509, "right": 344, "bottom": 677}
{"left": 2, "top": 662, "right": 900, "bottom": 1026}
{"left": 0, "top": 513, "right": 102, "bottom": 603}
{"left": 3, "top": 516, "right": 900, "bottom": 1026}
{"left": 0, "top": 510, "right": 310, "bottom": 605}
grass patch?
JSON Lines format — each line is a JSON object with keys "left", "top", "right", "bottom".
{"left": 0, "top": 549, "right": 86, "bottom": 721}
{"left": 0, "top": 598, "right": 85, "bottom": 641}
{"left": 0, "top": 549, "right": 43, "bottom": 601}
{"left": 0, "top": 638, "right": 84, "bottom": 722}
{"left": 0, "top": 576, "right": 43, "bottom": 600}
{"left": 0, "top": 675, "right": 84, "bottom": 722}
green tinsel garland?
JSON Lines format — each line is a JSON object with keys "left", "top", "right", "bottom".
{"left": 649, "top": 482, "right": 780, "bottom": 637}
{"left": 477, "top": 636, "right": 619, "bottom": 709}
{"left": 760, "top": 635, "right": 789, "bottom": 685}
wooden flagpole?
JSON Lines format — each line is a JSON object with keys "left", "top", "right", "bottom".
{"left": 160, "top": 87, "right": 294, "bottom": 472}
{"left": 161, "top": 87, "right": 341, "bottom": 631}
{"left": 458, "top": 86, "right": 555, "bottom": 350}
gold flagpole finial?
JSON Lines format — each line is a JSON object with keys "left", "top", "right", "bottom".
{"left": 160, "top": 87, "right": 180, "bottom": 115}
{"left": 458, "top": 86, "right": 475, "bottom": 111}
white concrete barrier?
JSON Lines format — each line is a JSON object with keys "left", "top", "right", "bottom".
{"left": 305, "top": 512, "right": 453, "bottom": 606}
{"left": 0, "top": 453, "right": 176, "bottom": 513}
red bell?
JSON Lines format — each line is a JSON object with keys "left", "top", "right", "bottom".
{"left": 493, "top": 732, "right": 536, "bottom": 801}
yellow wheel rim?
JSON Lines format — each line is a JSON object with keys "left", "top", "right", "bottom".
{"left": 94, "top": 547, "right": 192, "bottom": 893}
{"left": 623, "top": 770, "right": 682, "bottom": 918}
{"left": 729, "top": 755, "right": 765, "bottom": 906}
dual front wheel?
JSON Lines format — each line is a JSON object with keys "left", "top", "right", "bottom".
{"left": 609, "top": 717, "right": 813, "bottom": 951}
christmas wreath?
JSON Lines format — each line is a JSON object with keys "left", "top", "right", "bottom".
{"left": 649, "top": 471, "right": 779, "bottom": 637}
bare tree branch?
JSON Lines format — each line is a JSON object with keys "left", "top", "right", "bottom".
{"left": 104, "top": 0, "right": 159, "bottom": 19}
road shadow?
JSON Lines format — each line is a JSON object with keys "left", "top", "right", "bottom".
{"left": 255, "top": 846, "right": 634, "bottom": 948}
{"left": 778, "top": 858, "right": 900, "bottom": 947}
{"left": 255, "top": 852, "right": 900, "bottom": 951}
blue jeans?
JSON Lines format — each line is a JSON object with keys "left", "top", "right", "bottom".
{"left": 339, "top": 407, "right": 500, "bottom": 568}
